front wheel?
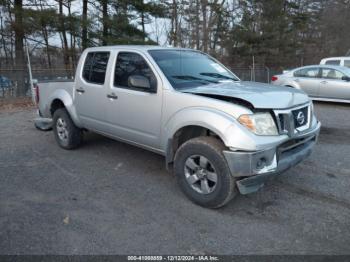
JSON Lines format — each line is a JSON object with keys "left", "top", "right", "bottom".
{"left": 53, "top": 108, "right": 82, "bottom": 150}
{"left": 174, "top": 137, "right": 238, "bottom": 208}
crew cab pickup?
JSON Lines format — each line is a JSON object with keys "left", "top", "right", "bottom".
{"left": 34, "top": 46, "right": 321, "bottom": 208}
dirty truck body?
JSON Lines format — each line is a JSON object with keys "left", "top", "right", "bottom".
{"left": 35, "top": 46, "right": 321, "bottom": 208}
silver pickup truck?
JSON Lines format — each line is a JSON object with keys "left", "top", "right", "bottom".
{"left": 35, "top": 45, "right": 321, "bottom": 208}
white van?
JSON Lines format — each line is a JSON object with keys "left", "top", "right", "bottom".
{"left": 320, "top": 57, "right": 350, "bottom": 68}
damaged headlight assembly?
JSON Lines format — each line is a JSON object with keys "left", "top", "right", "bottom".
{"left": 238, "top": 113, "right": 278, "bottom": 136}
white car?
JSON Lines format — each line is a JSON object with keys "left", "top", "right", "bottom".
{"left": 320, "top": 57, "right": 350, "bottom": 68}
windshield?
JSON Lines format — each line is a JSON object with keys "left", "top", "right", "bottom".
{"left": 148, "top": 49, "right": 239, "bottom": 89}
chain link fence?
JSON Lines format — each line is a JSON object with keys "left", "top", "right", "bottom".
{"left": 0, "top": 68, "right": 75, "bottom": 99}
{"left": 0, "top": 69, "right": 26, "bottom": 98}
{"left": 231, "top": 66, "right": 281, "bottom": 83}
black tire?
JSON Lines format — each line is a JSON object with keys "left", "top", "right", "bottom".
{"left": 174, "top": 136, "right": 238, "bottom": 208}
{"left": 53, "top": 108, "right": 82, "bottom": 149}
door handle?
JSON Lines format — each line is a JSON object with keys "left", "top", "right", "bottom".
{"left": 107, "top": 93, "right": 118, "bottom": 100}
{"left": 76, "top": 88, "right": 85, "bottom": 93}
{"left": 295, "top": 79, "right": 300, "bottom": 83}
{"left": 320, "top": 81, "right": 328, "bottom": 84}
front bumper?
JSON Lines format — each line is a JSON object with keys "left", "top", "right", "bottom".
{"left": 223, "top": 121, "right": 321, "bottom": 194}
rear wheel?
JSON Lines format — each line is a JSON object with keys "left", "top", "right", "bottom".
{"left": 174, "top": 136, "right": 238, "bottom": 208}
{"left": 53, "top": 108, "right": 82, "bottom": 149}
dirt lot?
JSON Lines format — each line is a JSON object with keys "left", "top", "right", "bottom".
{"left": 0, "top": 97, "right": 34, "bottom": 112}
{"left": 0, "top": 101, "right": 350, "bottom": 255}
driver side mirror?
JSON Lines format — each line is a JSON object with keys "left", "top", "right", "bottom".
{"left": 342, "top": 76, "right": 350, "bottom": 82}
{"left": 128, "top": 75, "right": 155, "bottom": 93}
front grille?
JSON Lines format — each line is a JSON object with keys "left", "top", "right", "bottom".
{"left": 274, "top": 103, "right": 312, "bottom": 137}
{"left": 277, "top": 113, "right": 289, "bottom": 134}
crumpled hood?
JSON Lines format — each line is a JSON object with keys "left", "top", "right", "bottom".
{"left": 181, "top": 81, "right": 310, "bottom": 109}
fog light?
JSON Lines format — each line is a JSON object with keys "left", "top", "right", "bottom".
{"left": 256, "top": 158, "right": 267, "bottom": 170}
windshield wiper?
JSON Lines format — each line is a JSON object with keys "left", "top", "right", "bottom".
{"left": 200, "top": 72, "right": 238, "bottom": 81}
{"left": 172, "top": 75, "right": 219, "bottom": 84}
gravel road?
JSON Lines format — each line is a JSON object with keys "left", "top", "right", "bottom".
{"left": 0, "top": 102, "right": 349, "bottom": 255}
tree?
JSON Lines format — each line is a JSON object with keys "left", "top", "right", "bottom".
{"left": 56, "top": 0, "right": 70, "bottom": 71}
{"left": 133, "top": 0, "right": 166, "bottom": 43}
{"left": 13, "top": 0, "right": 25, "bottom": 96}
{"left": 1, "top": 0, "right": 350, "bottom": 98}
{"left": 82, "top": 0, "right": 88, "bottom": 49}
{"left": 101, "top": 0, "right": 108, "bottom": 45}
{"left": 26, "top": 4, "right": 57, "bottom": 68}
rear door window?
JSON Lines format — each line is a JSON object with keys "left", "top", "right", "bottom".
{"left": 82, "top": 52, "right": 110, "bottom": 85}
{"left": 82, "top": 53, "right": 94, "bottom": 81}
{"left": 325, "top": 60, "right": 341, "bottom": 66}
{"left": 344, "top": 60, "right": 350, "bottom": 68}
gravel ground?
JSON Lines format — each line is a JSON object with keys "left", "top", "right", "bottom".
{"left": 0, "top": 101, "right": 349, "bottom": 255}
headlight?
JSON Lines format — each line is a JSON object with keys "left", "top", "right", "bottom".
{"left": 238, "top": 113, "right": 278, "bottom": 136}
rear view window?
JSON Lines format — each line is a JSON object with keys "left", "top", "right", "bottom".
{"left": 82, "top": 52, "right": 110, "bottom": 85}
{"left": 344, "top": 60, "right": 350, "bottom": 68}
{"left": 325, "top": 60, "right": 341, "bottom": 65}
{"left": 294, "top": 68, "right": 319, "bottom": 78}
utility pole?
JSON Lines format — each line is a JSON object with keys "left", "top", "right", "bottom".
{"left": 252, "top": 55, "right": 255, "bottom": 82}
{"left": 25, "top": 40, "right": 34, "bottom": 104}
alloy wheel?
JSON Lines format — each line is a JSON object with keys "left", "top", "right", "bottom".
{"left": 56, "top": 117, "right": 68, "bottom": 141}
{"left": 184, "top": 155, "right": 218, "bottom": 194}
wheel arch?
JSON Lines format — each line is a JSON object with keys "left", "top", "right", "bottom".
{"left": 47, "top": 89, "right": 82, "bottom": 127}
{"left": 163, "top": 107, "right": 250, "bottom": 169}
{"left": 50, "top": 99, "right": 65, "bottom": 116}
{"left": 165, "top": 124, "right": 227, "bottom": 168}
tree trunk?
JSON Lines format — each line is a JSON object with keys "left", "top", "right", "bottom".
{"left": 67, "top": 1, "right": 76, "bottom": 75}
{"left": 101, "top": 0, "right": 108, "bottom": 45}
{"left": 195, "top": 0, "right": 200, "bottom": 49}
{"left": 6, "top": 1, "right": 15, "bottom": 67}
{"left": 170, "top": 0, "right": 178, "bottom": 46}
{"left": 82, "top": 0, "right": 88, "bottom": 50}
{"left": 38, "top": 0, "right": 51, "bottom": 68}
{"left": 14, "top": 0, "right": 25, "bottom": 97}
{"left": 58, "top": 0, "right": 70, "bottom": 72}
{"left": 0, "top": 14, "right": 9, "bottom": 67}
{"left": 42, "top": 27, "right": 51, "bottom": 68}
{"left": 201, "top": 0, "right": 208, "bottom": 52}
{"left": 141, "top": 10, "right": 146, "bottom": 43}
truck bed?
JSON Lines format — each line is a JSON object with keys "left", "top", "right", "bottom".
{"left": 37, "top": 80, "right": 75, "bottom": 118}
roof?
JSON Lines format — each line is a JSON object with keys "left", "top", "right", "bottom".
{"left": 84, "top": 45, "right": 194, "bottom": 52}
{"left": 321, "top": 57, "right": 350, "bottom": 60}
{"left": 292, "top": 64, "right": 350, "bottom": 75}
